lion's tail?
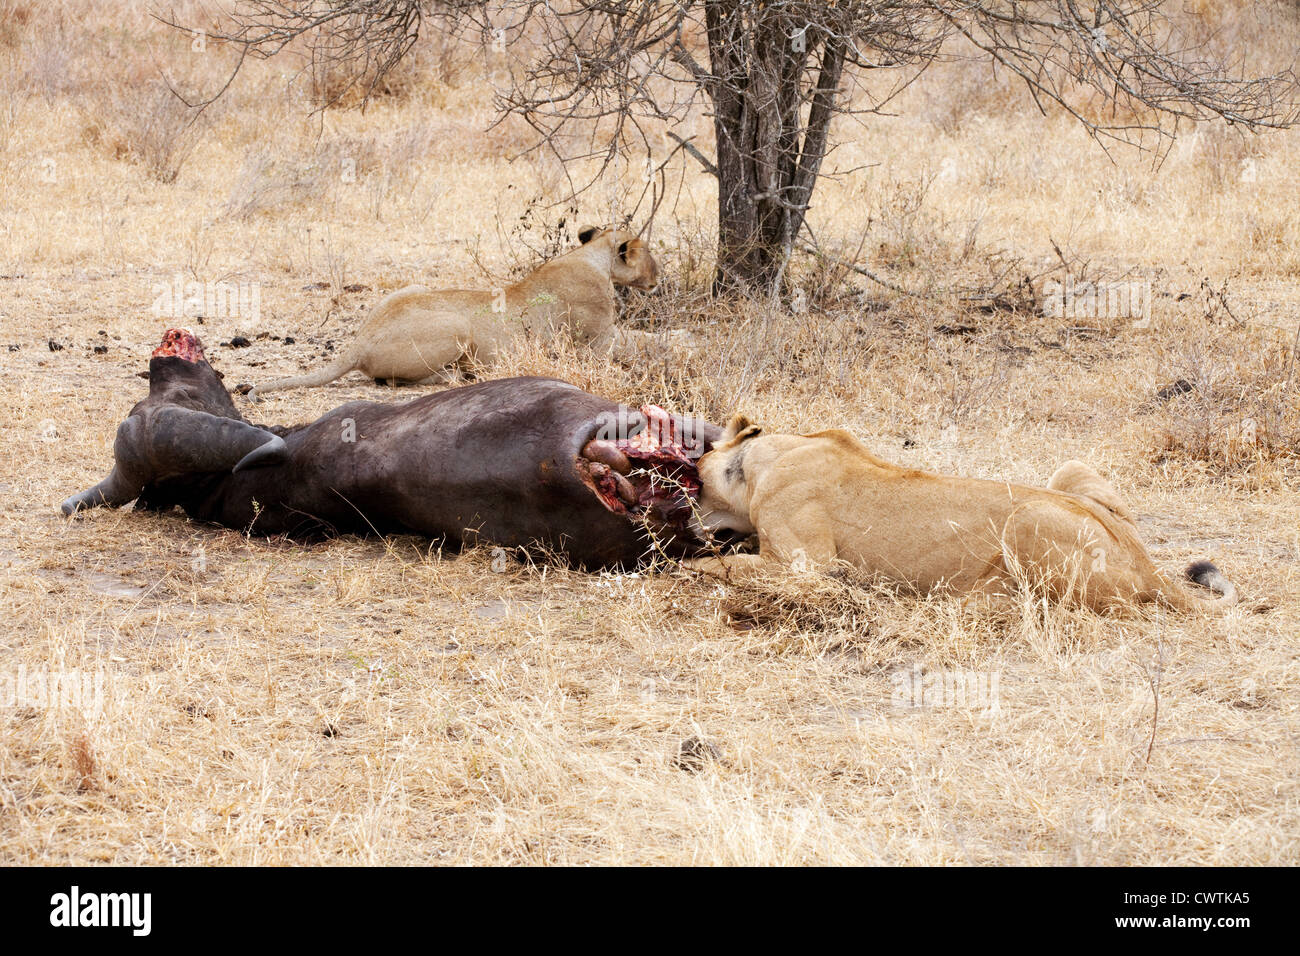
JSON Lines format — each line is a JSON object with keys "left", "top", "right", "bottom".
{"left": 248, "top": 353, "right": 356, "bottom": 402}
{"left": 1165, "top": 559, "right": 1238, "bottom": 611}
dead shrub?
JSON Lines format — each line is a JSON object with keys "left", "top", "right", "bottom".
{"left": 0, "top": 0, "right": 34, "bottom": 49}
{"left": 309, "top": 28, "right": 471, "bottom": 109}
{"left": 1143, "top": 327, "right": 1300, "bottom": 473}
{"left": 917, "top": 56, "right": 1020, "bottom": 135}
{"left": 70, "top": 729, "right": 96, "bottom": 791}
{"left": 224, "top": 143, "right": 351, "bottom": 221}
{"left": 80, "top": 77, "right": 206, "bottom": 183}
{"left": 1196, "top": 124, "right": 1264, "bottom": 192}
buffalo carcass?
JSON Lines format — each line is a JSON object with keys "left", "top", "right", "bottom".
{"left": 63, "top": 329, "right": 722, "bottom": 567}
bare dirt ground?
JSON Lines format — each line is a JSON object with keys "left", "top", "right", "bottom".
{"left": 0, "top": 1, "right": 1297, "bottom": 864}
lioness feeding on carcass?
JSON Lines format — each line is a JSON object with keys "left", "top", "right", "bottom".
{"left": 686, "top": 415, "right": 1237, "bottom": 613}
{"left": 249, "top": 226, "right": 684, "bottom": 400}
{"left": 64, "top": 329, "right": 720, "bottom": 568}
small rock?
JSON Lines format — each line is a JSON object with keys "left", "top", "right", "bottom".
{"left": 227, "top": 336, "right": 251, "bottom": 348}
{"left": 47, "top": 339, "right": 63, "bottom": 351}
{"left": 92, "top": 345, "right": 108, "bottom": 354}
{"left": 234, "top": 383, "right": 253, "bottom": 395}
{"left": 672, "top": 736, "right": 721, "bottom": 773}
{"left": 282, "top": 336, "right": 296, "bottom": 345}
{"left": 1155, "top": 378, "right": 1194, "bottom": 403}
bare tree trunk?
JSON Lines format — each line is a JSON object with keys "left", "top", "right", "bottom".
{"left": 705, "top": 4, "right": 844, "bottom": 295}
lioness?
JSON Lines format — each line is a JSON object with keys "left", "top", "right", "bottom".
{"left": 250, "top": 227, "right": 672, "bottom": 399}
{"left": 686, "top": 416, "right": 1237, "bottom": 612}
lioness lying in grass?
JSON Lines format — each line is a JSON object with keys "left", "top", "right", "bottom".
{"left": 251, "top": 227, "right": 676, "bottom": 399}
{"left": 687, "top": 416, "right": 1236, "bottom": 613}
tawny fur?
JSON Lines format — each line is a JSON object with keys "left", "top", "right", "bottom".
{"left": 687, "top": 416, "right": 1237, "bottom": 612}
{"left": 250, "top": 228, "right": 666, "bottom": 399}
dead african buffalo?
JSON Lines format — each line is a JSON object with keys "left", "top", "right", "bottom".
{"left": 62, "top": 329, "right": 722, "bottom": 567}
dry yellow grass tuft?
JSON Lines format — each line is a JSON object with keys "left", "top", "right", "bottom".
{"left": 0, "top": 1, "right": 1296, "bottom": 865}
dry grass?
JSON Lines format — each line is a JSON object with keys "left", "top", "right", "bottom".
{"left": 1, "top": 1, "right": 1297, "bottom": 865}
{"left": 1141, "top": 325, "right": 1300, "bottom": 477}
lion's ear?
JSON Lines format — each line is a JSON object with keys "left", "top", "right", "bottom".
{"left": 723, "top": 414, "right": 750, "bottom": 439}
{"left": 578, "top": 226, "right": 600, "bottom": 245}
{"left": 723, "top": 414, "right": 761, "bottom": 442}
{"left": 617, "top": 240, "right": 629, "bottom": 261}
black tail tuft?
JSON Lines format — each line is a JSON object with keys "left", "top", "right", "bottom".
{"left": 1185, "top": 559, "right": 1221, "bottom": 588}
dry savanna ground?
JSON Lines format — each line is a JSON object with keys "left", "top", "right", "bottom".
{"left": 0, "top": 1, "right": 1297, "bottom": 864}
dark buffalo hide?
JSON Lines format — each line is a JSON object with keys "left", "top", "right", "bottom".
{"left": 63, "top": 330, "right": 721, "bottom": 568}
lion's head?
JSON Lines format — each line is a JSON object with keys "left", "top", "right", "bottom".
{"left": 579, "top": 226, "right": 659, "bottom": 291}
{"left": 687, "top": 413, "right": 763, "bottom": 541}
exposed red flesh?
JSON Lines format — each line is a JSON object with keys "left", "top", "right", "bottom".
{"left": 152, "top": 328, "right": 205, "bottom": 363}
{"left": 587, "top": 461, "right": 639, "bottom": 505}
{"left": 580, "top": 405, "right": 702, "bottom": 528}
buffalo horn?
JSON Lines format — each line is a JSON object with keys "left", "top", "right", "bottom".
{"left": 147, "top": 407, "right": 288, "bottom": 476}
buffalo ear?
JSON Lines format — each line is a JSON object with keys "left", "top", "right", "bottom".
{"left": 578, "top": 226, "right": 600, "bottom": 244}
